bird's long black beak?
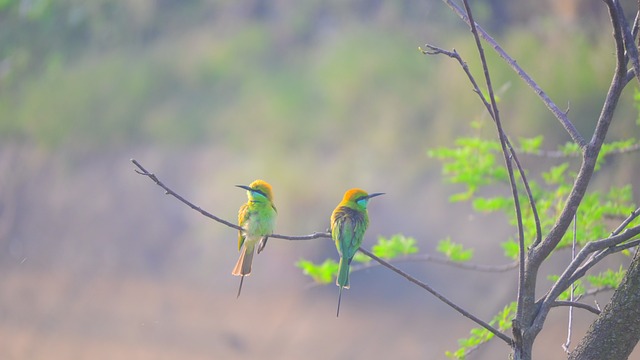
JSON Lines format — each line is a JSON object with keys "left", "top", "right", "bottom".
{"left": 366, "top": 192, "right": 385, "bottom": 199}
{"left": 236, "top": 185, "right": 253, "bottom": 191}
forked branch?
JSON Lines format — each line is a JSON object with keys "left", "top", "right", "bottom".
{"left": 440, "top": 0, "right": 587, "bottom": 148}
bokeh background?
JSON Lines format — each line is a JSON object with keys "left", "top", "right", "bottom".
{"left": 1, "top": 0, "right": 640, "bottom": 359}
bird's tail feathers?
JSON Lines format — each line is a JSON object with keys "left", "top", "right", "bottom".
{"left": 236, "top": 275, "right": 245, "bottom": 298}
{"left": 337, "top": 257, "right": 350, "bottom": 289}
{"left": 232, "top": 244, "right": 255, "bottom": 276}
{"left": 336, "top": 286, "right": 343, "bottom": 317}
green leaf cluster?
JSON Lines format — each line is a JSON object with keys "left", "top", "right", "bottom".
{"left": 548, "top": 267, "right": 626, "bottom": 301}
{"left": 430, "top": 133, "right": 639, "bottom": 260}
{"left": 371, "top": 234, "right": 419, "bottom": 259}
{"left": 297, "top": 234, "right": 419, "bottom": 284}
{"left": 428, "top": 138, "right": 508, "bottom": 202}
{"left": 445, "top": 302, "right": 516, "bottom": 359}
{"left": 586, "top": 266, "right": 626, "bottom": 289}
{"left": 547, "top": 266, "right": 627, "bottom": 300}
{"left": 548, "top": 275, "right": 587, "bottom": 300}
{"left": 296, "top": 259, "right": 338, "bottom": 285}
{"left": 437, "top": 238, "right": 474, "bottom": 262}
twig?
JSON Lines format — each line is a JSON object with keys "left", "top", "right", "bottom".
{"left": 420, "top": 45, "right": 492, "bottom": 116}
{"left": 523, "top": 143, "right": 640, "bottom": 158}
{"left": 632, "top": 8, "right": 640, "bottom": 39}
{"left": 551, "top": 301, "right": 600, "bottom": 316}
{"left": 422, "top": 44, "right": 543, "bottom": 248}
{"left": 351, "top": 253, "right": 518, "bottom": 273}
{"left": 610, "top": 207, "right": 640, "bottom": 237}
{"left": 529, "top": 0, "right": 631, "bottom": 309}
{"left": 131, "top": 158, "right": 242, "bottom": 231}
{"left": 580, "top": 286, "right": 615, "bottom": 299}
{"left": 562, "top": 214, "right": 578, "bottom": 353}
{"left": 460, "top": 0, "right": 530, "bottom": 335}
{"left": 613, "top": 0, "right": 640, "bottom": 84}
{"left": 358, "top": 247, "right": 514, "bottom": 345}
{"left": 567, "top": 236, "right": 640, "bottom": 286}
{"left": 271, "top": 232, "right": 331, "bottom": 241}
{"left": 131, "top": 158, "right": 330, "bottom": 241}
{"left": 542, "top": 224, "right": 640, "bottom": 313}
{"left": 440, "top": 0, "right": 587, "bottom": 148}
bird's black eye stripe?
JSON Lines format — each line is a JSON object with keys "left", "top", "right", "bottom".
{"left": 252, "top": 188, "right": 268, "bottom": 198}
{"left": 356, "top": 196, "right": 367, "bottom": 202}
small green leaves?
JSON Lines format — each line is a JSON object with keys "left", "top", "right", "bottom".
{"left": 559, "top": 142, "right": 581, "bottom": 156}
{"left": 501, "top": 239, "right": 520, "bottom": 260}
{"left": 437, "top": 237, "right": 473, "bottom": 262}
{"left": 547, "top": 276, "right": 586, "bottom": 300}
{"left": 297, "top": 234, "right": 419, "bottom": 284}
{"left": 519, "top": 135, "right": 544, "bottom": 153}
{"left": 586, "top": 266, "right": 626, "bottom": 289}
{"left": 372, "top": 234, "right": 419, "bottom": 259}
{"left": 430, "top": 127, "right": 639, "bottom": 259}
{"left": 428, "top": 137, "right": 508, "bottom": 201}
{"left": 596, "top": 139, "right": 638, "bottom": 170}
{"left": 472, "top": 196, "right": 512, "bottom": 212}
{"left": 479, "top": 88, "right": 501, "bottom": 104}
{"left": 542, "top": 163, "right": 569, "bottom": 185}
{"left": 352, "top": 251, "right": 372, "bottom": 263}
{"left": 296, "top": 259, "right": 338, "bottom": 284}
{"left": 445, "top": 302, "right": 516, "bottom": 359}
{"left": 547, "top": 268, "right": 626, "bottom": 301}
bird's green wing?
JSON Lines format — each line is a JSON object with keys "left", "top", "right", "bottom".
{"left": 333, "top": 207, "right": 367, "bottom": 261}
{"left": 237, "top": 203, "right": 250, "bottom": 250}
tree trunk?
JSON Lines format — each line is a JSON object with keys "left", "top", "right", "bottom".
{"left": 512, "top": 340, "right": 533, "bottom": 360}
{"left": 569, "top": 251, "right": 640, "bottom": 360}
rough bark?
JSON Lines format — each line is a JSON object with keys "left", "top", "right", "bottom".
{"left": 569, "top": 252, "right": 640, "bottom": 360}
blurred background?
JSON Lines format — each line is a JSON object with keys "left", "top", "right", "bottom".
{"left": 1, "top": 0, "right": 639, "bottom": 359}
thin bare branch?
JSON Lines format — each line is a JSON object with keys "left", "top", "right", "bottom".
{"left": 131, "top": 158, "right": 243, "bottom": 231}
{"left": 612, "top": 0, "right": 640, "bottom": 84}
{"left": 423, "top": 44, "right": 543, "bottom": 249}
{"left": 611, "top": 207, "right": 640, "bottom": 237}
{"left": 562, "top": 215, "right": 579, "bottom": 353}
{"left": 568, "top": 236, "right": 640, "bottom": 286}
{"left": 543, "top": 225, "right": 640, "bottom": 313}
{"left": 131, "top": 158, "right": 332, "bottom": 241}
{"left": 270, "top": 232, "right": 331, "bottom": 241}
{"left": 460, "top": 0, "right": 530, "bottom": 336}
{"left": 440, "top": 0, "right": 587, "bottom": 148}
{"left": 351, "top": 253, "right": 519, "bottom": 273}
{"left": 420, "top": 45, "right": 494, "bottom": 117}
{"left": 551, "top": 301, "right": 601, "bottom": 316}
{"left": 523, "top": 143, "right": 640, "bottom": 158}
{"left": 530, "top": 0, "right": 630, "bottom": 280}
{"left": 358, "top": 247, "right": 514, "bottom": 345}
{"left": 633, "top": 8, "right": 640, "bottom": 39}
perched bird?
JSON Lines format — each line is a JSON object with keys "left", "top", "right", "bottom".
{"left": 331, "top": 188, "right": 384, "bottom": 317}
{"left": 233, "top": 179, "right": 277, "bottom": 298}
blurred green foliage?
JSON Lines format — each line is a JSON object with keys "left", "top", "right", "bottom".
{"left": 0, "top": 0, "right": 635, "bottom": 157}
{"left": 436, "top": 237, "right": 473, "bottom": 262}
{"left": 430, "top": 127, "right": 639, "bottom": 258}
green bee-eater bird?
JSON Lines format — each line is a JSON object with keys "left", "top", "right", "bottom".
{"left": 233, "top": 179, "right": 277, "bottom": 298}
{"left": 331, "top": 188, "right": 384, "bottom": 317}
